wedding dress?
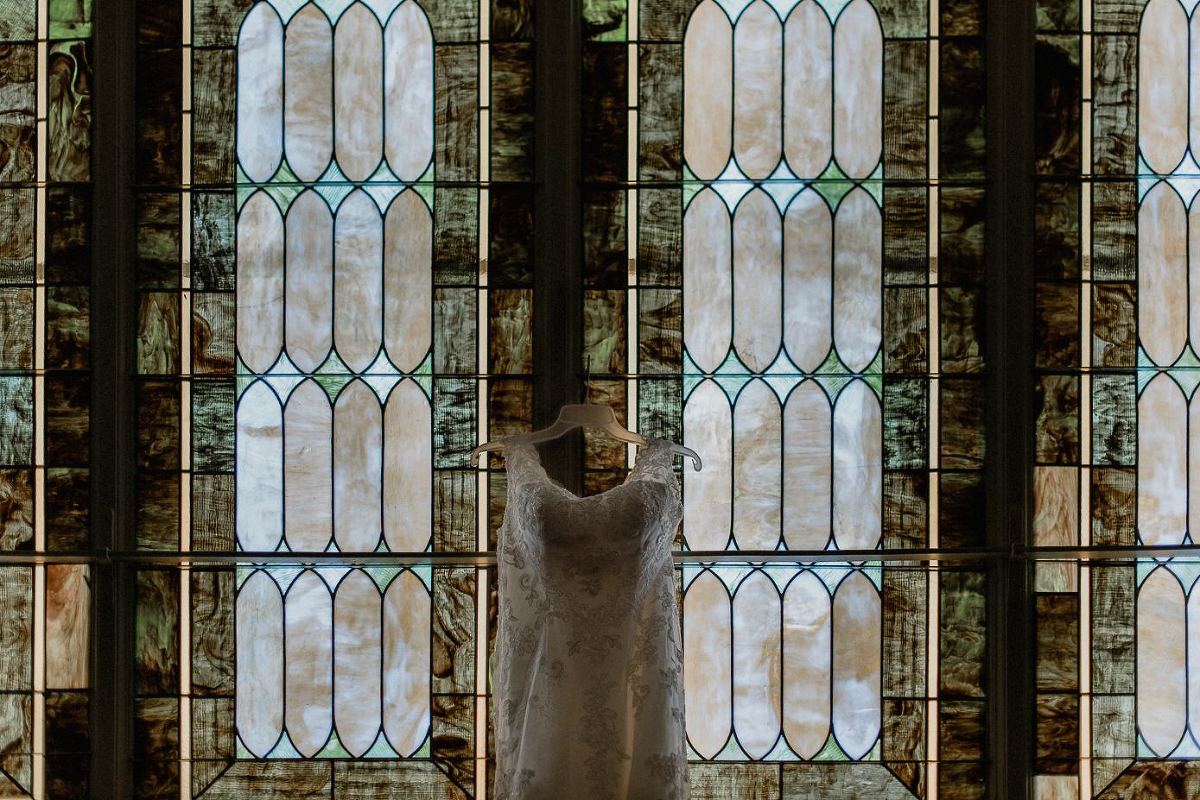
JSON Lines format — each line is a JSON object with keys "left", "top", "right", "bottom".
{"left": 493, "top": 438, "right": 688, "bottom": 800}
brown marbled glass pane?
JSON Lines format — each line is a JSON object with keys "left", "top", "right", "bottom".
{"left": 192, "top": 474, "right": 233, "bottom": 551}
{"left": 940, "top": 39, "right": 985, "bottom": 179}
{"left": 44, "top": 375, "right": 89, "bottom": 467}
{"left": 136, "top": 193, "right": 180, "bottom": 288}
{"left": 489, "top": 187, "right": 533, "bottom": 286}
{"left": 1091, "top": 181, "right": 1136, "bottom": 281}
{"left": 638, "top": 187, "right": 682, "bottom": 287}
{"left": 192, "top": 292, "right": 234, "bottom": 374}
{"left": 1037, "top": 593, "right": 1079, "bottom": 691}
{"left": 190, "top": 697, "right": 233, "bottom": 793}
{"left": 582, "top": 43, "right": 626, "bottom": 182}
{"left": 1035, "top": 35, "right": 1081, "bottom": 175}
{"left": 1038, "top": 0, "right": 1080, "bottom": 29}
{"left": 884, "top": 41, "right": 928, "bottom": 180}
{"left": 0, "top": 45, "right": 35, "bottom": 185}
{"left": 1036, "top": 692, "right": 1079, "bottom": 773}
{"left": 0, "top": 190, "right": 34, "bottom": 285}
{"left": 940, "top": 378, "right": 984, "bottom": 469}
{"left": 939, "top": 470, "right": 984, "bottom": 549}
{"left": 137, "top": 473, "right": 179, "bottom": 551}
{"left": 583, "top": 190, "right": 627, "bottom": 286}
{"left": 434, "top": 45, "right": 478, "bottom": 182}
{"left": 492, "top": 0, "right": 533, "bottom": 40}
{"left": 433, "top": 188, "right": 478, "bottom": 286}
{"left": 1034, "top": 181, "right": 1079, "bottom": 280}
{"left": 192, "top": 47, "right": 236, "bottom": 184}
{"left": 1092, "top": 373, "right": 1135, "bottom": 466}
{"left": 192, "top": 380, "right": 234, "bottom": 473}
{"left": 0, "top": 289, "right": 32, "bottom": 369}
{"left": 941, "top": 287, "right": 984, "bottom": 373}
{"left": 192, "top": 0, "right": 252, "bottom": 47}
{"left": 639, "top": 44, "right": 683, "bottom": 181}
{"left": 137, "top": 292, "right": 180, "bottom": 375}
{"left": 490, "top": 42, "right": 533, "bottom": 181}
{"left": 1091, "top": 467, "right": 1135, "bottom": 546}
{"left": 46, "top": 286, "right": 89, "bottom": 370}
{"left": 883, "top": 470, "right": 927, "bottom": 550}
{"left": 0, "top": 377, "right": 33, "bottom": 466}
{"left": 0, "top": 691, "right": 31, "bottom": 794}
{"left": 135, "top": 47, "right": 181, "bottom": 184}
{"left": 689, "top": 763, "right": 780, "bottom": 799}
{"left": 883, "top": 185, "right": 927, "bottom": 286}
{"left": 639, "top": 0, "right": 689, "bottom": 42}
{"left": 1035, "top": 374, "right": 1079, "bottom": 464}
{"left": 1091, "top": 564, "right": 1135, "bottom": 694}
{"left": 433, "top": 379, "right": 476, "bottom": 468}
{"left": 45, "top": 690, "right": 88, "bottom": 799}
{"left": 489, "top": 289, "right": 533, "bottom": 374}
{"left": 191, "top": 569, "right": 234, "bottom": 697}
{"left": 198, "top": 762, "right": 331, "bottom": 797}
{"left": 1092, "top": 282, "right": 1135, "bottom": 367}
{"left": 941, "top": 0, "right": 983, "bottom": 35}
{"left": 639, "top": 288, "right": 681, "bottom": 374}
{"left": 45, "top": 186, "right": 90, "bottom": 285}
{"left": 884, "top": 286, "right": 927, "bottom": 375}
{"left": 1092, "top": 34, "right": 1136, "bottom": 175}
{"left": 940, "top": 186, "right": 985, "bottom": 285}
{"left": 134, "top": 697, "right": 178, "bottom": 798}
{"left": 782, "top": 763, "right": 918, "bottom": 797}
{"left": 192, "top": 191, "right": 235, "bottom": 291}
{"left": 47, "top": 40, "right": 91, "bottom": 183}
{"left": 940, "top": 570, "right": 986, "bottom": 697}
{"left": 583, "top": 289, "right": 626, "bottom": 374}
{"left": 423, "top": 0, "right": 479, "bottom": 43}
{"left": 884, "top": 378, "right": 927, "bottom": 470}
{"left": 0, "top": 469, "right": 32, "bottom": 551}
{"left": 433, "top": 288, "right": 476, "bottom": 374}
{"left": 0, "top": 566, "right": 32, "bottom": 690}
{"left": 638, "top": 377, "right": 681, "bottom": 444}
{"left": 940, "top": 698, "right": 986, "bottom": 761}
{"left": 489, "top": 378, "right": 533, "bottom": 440}
{"left": 136, "top": 569, "right": 179, "bottom": 695}
{"left": 432, "top": 568, "right": 475, "bottom": 694}
{"left": 883, "top": 569, "right": 926, "bottom": 696}
{"left": 45, "top": 468, "right": 88, "bottom": 551}
{"left": 1093, "top": 0, "right": 1143, "bottom": 32}
{"left": 883, "top": 698, "right": 925, "bottom": 795}
{"left": 1035, "top": 283, "right": 1080, "bottom": 368}
{"left": 432, "top": 693, "right": 474, "bottom": 788}
{"left": 136, "top": 380, "right": 179, "bottom": 470}
{"left": 434, "top": 471, "right": 475, "bottom": 553}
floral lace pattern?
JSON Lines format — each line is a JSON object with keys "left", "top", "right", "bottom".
{"left": 493, "top": 438, "right": 688, "bottom": 800}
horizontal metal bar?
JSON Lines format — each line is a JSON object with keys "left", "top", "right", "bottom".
{"left": 3, "top": 545, "right": 1197, "bottom": 567}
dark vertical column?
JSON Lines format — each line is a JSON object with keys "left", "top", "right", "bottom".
{"left": 986, "top": 0, "right": 1036, "bottom": 797}
{"left": 533, "top": 0, "right": 584, "bottom": 490}
{"left": 90, "top": 0, "right": 136, "bottom": 795}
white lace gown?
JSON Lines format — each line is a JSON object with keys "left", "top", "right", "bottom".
{"left": 494, "top": 438, "right": 688, "bottom": 800}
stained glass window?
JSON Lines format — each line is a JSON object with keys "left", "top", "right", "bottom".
{"left": 0, "top": 0, "right": 94, "bottom": 796}
{"left": 581, "top": 0, "right": 989, "bottom": 794}
{"left": 1067, "top": 0, "right": 1200, "bottom": 795}
{"left": 131, "top": 0, "right": 535, "bottom": 794}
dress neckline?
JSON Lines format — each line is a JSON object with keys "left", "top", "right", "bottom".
{"left": 506, "top": 437, "right": 670, "bottom": 502}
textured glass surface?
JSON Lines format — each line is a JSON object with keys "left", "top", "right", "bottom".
{"left": 134, "top": 0, "right": 526, "bottom": 795}
{"left": 0, "top": 1, "right": 93, "bottom": 796}
{"left": 572, "top": 0, "right": 989, "bottom": 794}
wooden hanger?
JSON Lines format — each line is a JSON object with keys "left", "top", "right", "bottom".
{"left": 470, "top": 358, "right": 702, "bottom": 470}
